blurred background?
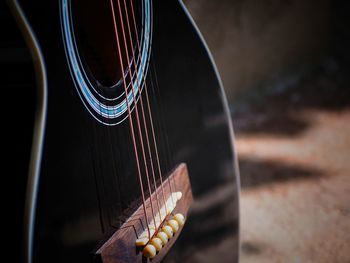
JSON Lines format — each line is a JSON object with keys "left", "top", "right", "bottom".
{"left": 184, "top": 0, "right": 350, "bottom": 262}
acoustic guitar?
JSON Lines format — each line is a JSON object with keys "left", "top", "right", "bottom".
{"left": 7, "top": 0, "right": 240, "bottom": 262}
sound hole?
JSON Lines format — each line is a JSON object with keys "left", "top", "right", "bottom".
{"left": 71, "top": 0, "right": 142, "bottom": 88}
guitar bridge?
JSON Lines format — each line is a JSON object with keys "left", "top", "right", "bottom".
{"left": 93, "top": 163, "right": 193, "bottom": 263}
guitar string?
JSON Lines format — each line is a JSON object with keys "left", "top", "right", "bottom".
{"left": 93, "top": 71, "right": 111, "bottom": 228}
{"left": 109, "top": 0, "right": 151, "bottom": 238}
{"left": 117, "top": 0, "right": 157, "bottom": 229}
{"left": 94, "top": 31, "right": 122, "bottom": 227}
{"left": 123, "top": 0, "right": 162, "bottom": 224}
{"left": 96, "top": 51, "right": 122, "bottom": 228}
{"left": 146, "top": 1, "right": 178, "bottom": 209}
{"left": 129, "top": 0, "right": 176, "bottom": 211}
{"left": 137, "top": 0, "right": 178, "bottom": 199}
{"left": 78, "top": 4, "right": 117, "bottom": 229}
{"left": 105, "top": 79, "right": 123, "bottom": 228}
{"left": 93, "top": 16, "right": 123, "bottom": 228}
{"left": 150, "top": 58, "right": 180, "bottom": 201}
{"left": 149, "top": 55, "right": 179, "bottom": 204}
{"left": 91, "top": 84, "right": 109, "bottom": 231}
{"left": 69, "top": 0, "right": 109, "bottom": 230}
{"left": 115, "top": 0, "right": 158, "bottom": 231}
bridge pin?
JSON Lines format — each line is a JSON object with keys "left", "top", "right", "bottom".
{"left": 143, "top": 244, "right": 156, "bottom": 258}
{"left": 150, "top": 237, "right": 163, "bottom": 252}
{"left": 173, "top": 213, "right": 185, "bottom": 227}
{"left": 156, "top": 231, "right": 168, "bottom": 245}
{"left": 162, "top": 225, "right": 173, "bottom": 238}
{"left": 167, "top": 219, "right": 179, "bottom": 233}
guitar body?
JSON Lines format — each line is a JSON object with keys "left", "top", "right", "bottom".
{"left": 8, "top": 0, "right": 240, "bottom": 262}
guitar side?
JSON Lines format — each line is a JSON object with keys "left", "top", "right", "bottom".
{"left": 7, "top": 1, "right": 48, "bottom": 263}
{"left": 9, "top": 0, "right": 240, "bottom": 262}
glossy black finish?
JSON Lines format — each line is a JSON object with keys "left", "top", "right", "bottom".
{"left": 1, "top": 3, "right": 36, "bottom": 263}
{"left": 14, "top": 0, "right": 239, "bottom": 262}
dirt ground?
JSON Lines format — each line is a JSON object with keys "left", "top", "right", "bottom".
{"left": 233, "top": 61, "right": 350, "bottom": 263}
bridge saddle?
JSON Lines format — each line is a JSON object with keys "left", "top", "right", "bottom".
{"left": 93, "top": 163, "right": 193, "bottom": 263}
{"left": 135, "top": 192, "right": 185, "bottom": 258}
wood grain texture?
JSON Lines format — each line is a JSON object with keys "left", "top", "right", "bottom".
{"left": 94, "top": 163, "right": 193, "bottom": 263}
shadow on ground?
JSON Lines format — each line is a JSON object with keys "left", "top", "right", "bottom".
{"left": 232, "top": 61, "right": 350, "bottom": 137}
{"left": 234, "top": 60, "right": 350, "bottom": 262}
{"left": 232, "top": 59, "right": 350, "bottom": 190}
{"left": 239, "top": 158, "right": 324, "bottom": 188}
